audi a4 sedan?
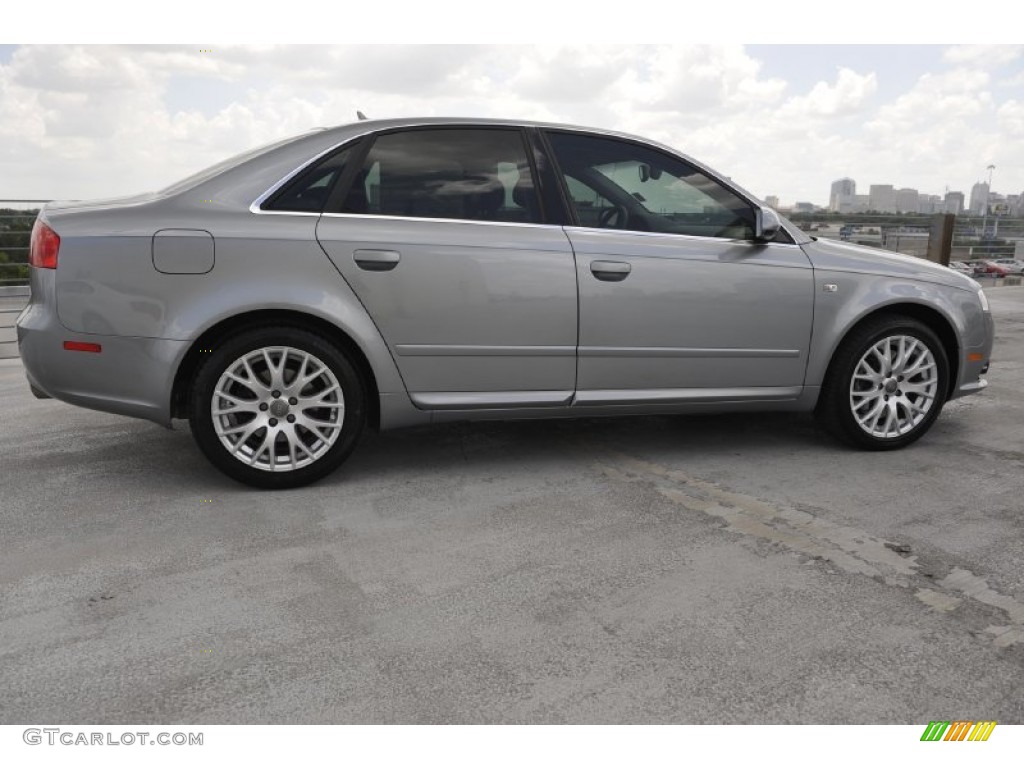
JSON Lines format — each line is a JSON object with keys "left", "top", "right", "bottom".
{"left": 18, "top": 117, "right": 994, "bottom": 488}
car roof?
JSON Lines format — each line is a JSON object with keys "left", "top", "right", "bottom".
{"left": 316, "top": 116, "right": 660, "bottom": 145}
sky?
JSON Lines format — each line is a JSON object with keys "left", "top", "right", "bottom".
{"left": 1, "top": 42, "right": 1021, "bottom": 207}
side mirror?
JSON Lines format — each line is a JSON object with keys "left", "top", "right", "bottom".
{"left": 755, "top": 207, "right": 782, "bottom": 242}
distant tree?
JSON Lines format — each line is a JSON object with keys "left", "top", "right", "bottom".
{"left": 0, "top": 250, "right": 29, "bottom": 282}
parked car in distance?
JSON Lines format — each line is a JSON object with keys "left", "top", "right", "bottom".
{"left": 18, "top": 117, "right": 995, "bottom": 488}
{"left": 965, "top": 259, "right": 1011, "bottom": 277}
{"left": 948, "top": 261, "right": 974, "bottom": 276}
{"left": 992, "top": 258, "right": 1024, "bottom": 275}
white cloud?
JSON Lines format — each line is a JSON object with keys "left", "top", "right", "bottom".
{"left": 780, "top": 68, "right": 877, "bottom": 117}
{"left": 0, "top": 44, "right": 1021, "bottom": 205}
{"left": 943, "top": 44, "right": 1023, "bottom": 67}
{"left": 997, "top": 100, "right": 1024, "bottom": 135}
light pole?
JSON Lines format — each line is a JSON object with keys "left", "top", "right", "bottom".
{"left": 981, "top": 164, "right": 994, "bottom": 241}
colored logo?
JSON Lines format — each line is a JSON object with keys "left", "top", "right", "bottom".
{"left": 920, "top": 721, "right": 996, "bottom": 741}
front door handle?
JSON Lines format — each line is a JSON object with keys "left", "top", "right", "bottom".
{"left": 354, "top": 249, "right": 401, "bottom": 271}
{"left": 590, "top": 260, "right": 631, "bottom": 282}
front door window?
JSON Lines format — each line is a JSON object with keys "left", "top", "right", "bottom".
{"left": 547, "top": 131, "right": 755, "bottom": 240}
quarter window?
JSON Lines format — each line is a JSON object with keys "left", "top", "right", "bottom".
{"left": 263, "top": 146, "right": 353, "bottom": 213}
{"left": 338, "top": 129, "right": 542, "bottom": 224}
{"left": 547, "top": 132, "right": 755, "bottom": 240}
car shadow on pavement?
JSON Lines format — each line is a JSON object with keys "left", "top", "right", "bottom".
{"left": 329, "top": 411, "right": 834, "bottom": 489}
{"left": 68, "top": 411, "right": 834, "bottom": 494}
{"left": 30, "top": 407, "right": 929, "bottom": 497}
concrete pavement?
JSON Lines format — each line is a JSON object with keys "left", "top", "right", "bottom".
{"left": 1, "top": 288, "right": 1023, "bottom": 723}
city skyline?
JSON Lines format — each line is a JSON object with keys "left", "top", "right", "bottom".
{"left": 773, "top": 174, "right": 1020, "bottom": 214}
{"left": 770, "top": 173, "right": 1019, "bottom": 211}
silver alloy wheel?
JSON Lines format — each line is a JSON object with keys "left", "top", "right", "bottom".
{"left": 849, "top": 335, "right": 939, "bottom": 439}
{"left": 211, "top": 346, "right": 345, "bottom": 472}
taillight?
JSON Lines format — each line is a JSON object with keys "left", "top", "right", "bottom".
{"left": 29, "top": 220, "right": 60, "bottom": 269}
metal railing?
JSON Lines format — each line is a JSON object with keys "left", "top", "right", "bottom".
{"left": 0, "top": 200, "right": 47, "bottom": 288}
{"left": 1, "top": 201, "right": 45, "bottom": 358}
{"left": 787, "top": 211, "right": 1024, "bottom": 270}
{"left": 0, "top": 295, "right": 26, "bottom": 359}
{"left": 950, "top": 214, "right": 1023, "bottom": 261}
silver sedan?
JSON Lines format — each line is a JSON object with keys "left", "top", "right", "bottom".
{"left": 17, "top": 117, "right": 995, "bottom": 488}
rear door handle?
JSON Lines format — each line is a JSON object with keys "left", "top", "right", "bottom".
{"left": 590, "top": 260, "right": 631, "bottom": 282}
{"left": 354, "top": 249, "right": 401, "bottom": 271}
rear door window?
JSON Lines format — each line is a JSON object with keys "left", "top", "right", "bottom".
{"left": 336, "top": 128, "right": 543, "bottom": 224}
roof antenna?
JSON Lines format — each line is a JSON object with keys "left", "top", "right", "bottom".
{"left": 356, "top": 111, "right": 368, "bottom": 121}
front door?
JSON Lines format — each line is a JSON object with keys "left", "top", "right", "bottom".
{"left": 545, "top": 130, "right": 814, "bottom": 406}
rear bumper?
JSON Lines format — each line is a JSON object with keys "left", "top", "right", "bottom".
{"left": 16, "top": 270, "right": 187, "bottom": 427}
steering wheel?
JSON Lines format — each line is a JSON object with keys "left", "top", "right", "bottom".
{"left": 598, "top": 204, "right": 628, "bottom": 229}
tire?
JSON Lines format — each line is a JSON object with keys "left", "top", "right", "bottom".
{"left": 818, "top": 314, "right": 950, "bottom": 450}
{"left": 188, "top": 326, "right": 366, "bottom": 489}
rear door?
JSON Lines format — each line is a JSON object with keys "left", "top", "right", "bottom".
{"left": 315, "top": 126, "right": 578, "bottom": 409}
{"left": 544, "top": 130, "right": 815, "bottom": 406}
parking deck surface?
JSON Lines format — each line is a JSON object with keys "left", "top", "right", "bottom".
{"left": 2, "top": 288, "right": 1023, "bottom": 723}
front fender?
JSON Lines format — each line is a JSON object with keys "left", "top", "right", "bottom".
{"left": 804, "top": 269, "right": 985, "bottom": 393}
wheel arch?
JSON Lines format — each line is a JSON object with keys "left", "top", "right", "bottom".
{"left": 818, "top": 301, "right": 961, "bottom": 404}
{"left": 170, "top": 309, "right": 382, "bottom": 429}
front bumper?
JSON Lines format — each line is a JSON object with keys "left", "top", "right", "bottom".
{"left": 950, "top": 310, "right": 995, "bottom": 401}
{"left": 16, "top": 270, "right": 188, "bottom": 427}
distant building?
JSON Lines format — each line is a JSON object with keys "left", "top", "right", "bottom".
{"left": 944, "top": 191, "right": 964, "bottom": 215}
{"left": 792, "top": 201, "right": 817, "bottom": 214}
{"left": 869, "top": 184, "right": 897, "bottom": 213}
{"left": 764, "top": 195, "right": 780, "bottom": 209}
{"left": 969, "top": 182, "right": 989, "bottom": 215}
{"left": 829, "top": 178, "right": 856, "bottom": 212}
{"left": 917, "top": 194, "right": 942, "bottom": 214}
{"left": 1009, "top": 193, "right": 1023, "bottom": 216}
{"left": 895, "top": 187, "right": 919, "bottom": 213}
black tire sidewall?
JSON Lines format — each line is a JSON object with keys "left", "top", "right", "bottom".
{"left": 188, "top": 327, "right": 365, "bottom": 489}
{"left": 823, "top": 316, "right": 950, "bottom": 450}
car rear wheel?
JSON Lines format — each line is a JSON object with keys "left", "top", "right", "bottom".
{"left": 818, "top": 315, "right": 949, "bottom": 450}
{"left": 188, "top": 327, "right": 365, "bottom": 488}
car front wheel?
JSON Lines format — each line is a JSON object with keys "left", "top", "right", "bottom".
{"left": 188, "top": 327, "right": 365, "bottom": 488}
{"left": 819, "top": 315, "right": 949, "bottom": 450}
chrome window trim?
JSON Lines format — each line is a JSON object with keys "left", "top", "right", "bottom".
{"left": 563, "top": 225, "right": 805, "bottom": 249}
{"left": 249, "top": 209, "right": 321, "bottom": 217}
{"left": 247, "top": 119, "right": 803, "bottom": 244}
{"left": 319, "top": 211, "right": 565, "bottom": 231}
